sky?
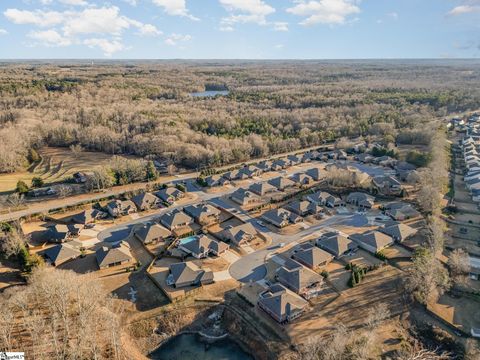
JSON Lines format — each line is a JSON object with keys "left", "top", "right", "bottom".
{"left": 0, "top": 0, "right": 479, "bottom": 59}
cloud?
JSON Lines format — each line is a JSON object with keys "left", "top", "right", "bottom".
{"left": 28, "top": 29, "right": 72, "bottom": 46}
{"left": 448, "top": 5, "right": 480, "bottom": 16}
{"left": 152, "top": 0, "right": 199, "bottom": 20}
{"left": 219, "top": 0, "right": 284, "bottom": 31}
{"left": 83, "top": 38, "right": 127, "bottom": 56}
{"left": 0, "top": 29, "right": 7, "bottom": 35}
{"left": 287, "top": 0, "right": 361, "bottom": 26}
{"left": 4, "top": 6, "right": 158, "bottom": 56}
{"left": 40, "top": 0, "right": 89, "bottom": 5}
{"left": 387, "top": 12, "right": 398, "bottom": 19}
{"left": 274, "top": 44, "right": 284, "bottom": 49}
{"left": 164, "top": 33, "right": 192, "bottom": 46}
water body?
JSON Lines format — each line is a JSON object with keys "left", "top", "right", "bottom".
{"left": 150, "top": 333, "right": 253, "bottom": 360}
{"left": 190, "top": 90, "right": 229, "bottom": 97}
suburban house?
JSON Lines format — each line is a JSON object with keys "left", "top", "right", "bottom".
{"left": 325, "top": 194, "right": 345, "bottom": 208}
{"left": 287, "top": 200, "right": 323, "bottom": 217}
{"left": 43, "top": 243, "right": 82, "bottom": 266}
{"left": 204, "top": 174, "right": 230, "bottom": 187}
{"left": 289, "top": 173, "right": 314, "bottom": 186}
{"left": 257, "top": 160, "right": 273, "bottom": 172}
{"left": 46, "top": 224, "right": 82, "bottom": 243}
{"left": 383, "top": 202, "right": 420, "bottom": 221}
{"left": 292, "top": 245, "right": 333, "bottom": 270}
{"left": 134, "top": 222, "right": 172, "bottom": 245}
{"left": 160, "top": 209, "right": 194, "bottom": 231}
{"left": 240, "top": 165, "right": 262, "bottom": 178}
{"left": 275, "top": 259, "right": 324, "bottom": 299}
{"left": 95, "top": 242, "right": 133, "bottom": 269}
{"left": 166, "top": 262, "right": 214, "bottom": 288}
{"left": 223, "top": 169, "right": 249, "bottom": 181}
{"left": 316, "top": 232, "right": 358, "bottom": 258}
{"left": 305, "top": 167, "right": 323, "bottom": 181}
{"left": 72, "top": 208, "right": 106, "bottom": 225}
{"left": 349, "top": 231, "right": 394, "bottom": 254}
{"left": 131, "top": 192, "right": 161, "bottom": 211}
{"left": 305, "top": 191, "right": 332, "bottom": 206}
{"left": 268, "top": 176, "right": 296, "bottom": 191}
{"left": 224, "top": 222, "right": 258, "bottom": 247}
{"left": 183, "top": 203, "right": 221, "bottom": 226}
{"left": 231, "top": 188, "right": 261, "bottom": 206}
{"left": 286, "top": 154, "right": 302, "bottom": 165}
{"left": 372, "top": 175, "right": 402, "bottom": 196}
{"left": 106, "top": 199, "right": 137, "bottom": 218}
{"left": 249, "top": 182, "right": 277, "bottom": 196}
{"left": 258, "top": 283, "right": 308, "bottom": 323}
{"left": 262, "top": 208, "right": 302, "bottom": 228}
{"left": 178, "top": 235, "right": 229, "bottom": 259}
{"left": 346, "top": 192, "right": 375, "bottom": 209}
{"left": 379, "top": 222, "right": 417, "bottom": 243}
{"left": 155, "top": 187, "right": 185, "bottom": 204}
{"left": 271, "top": 159, "right": 289, "bottom": 171}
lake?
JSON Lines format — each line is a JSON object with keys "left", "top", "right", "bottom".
{"left": 190, "top": 90, "right": 229, "bottom": 97}
{"left": 150, "top": 333, "right": 253, "bottom": 360}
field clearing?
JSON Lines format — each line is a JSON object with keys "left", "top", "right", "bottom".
{"left": 0, "top": 147, "right": 138, "bottom": 193}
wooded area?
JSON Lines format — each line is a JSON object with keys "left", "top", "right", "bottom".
{"left": 1, "top": 60, "right": 480, "bottom": 173}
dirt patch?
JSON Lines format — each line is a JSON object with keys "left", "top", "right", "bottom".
{"left": 0, "top": 258, "right": 24, "bottom": 291}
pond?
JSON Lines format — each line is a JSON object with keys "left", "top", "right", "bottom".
{"left": 190, "top": 90, "right": 229, "bottom": 97}
{"left": 150, "top": 333, "right": 253, "bottom": 360}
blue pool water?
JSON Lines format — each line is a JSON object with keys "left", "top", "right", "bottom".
{"left": 179, "top": 235, "right": 197, "bottom": 246}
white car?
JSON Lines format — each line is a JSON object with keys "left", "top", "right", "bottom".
{"left": 256, "top": 220, "right": 266, "bottom": 227}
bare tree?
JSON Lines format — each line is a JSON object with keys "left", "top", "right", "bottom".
{"left": 448, "top": 248, "right": 470, "bottom": 286}
{"left": 0, "top": 228, "right": 26, "bottom": 258}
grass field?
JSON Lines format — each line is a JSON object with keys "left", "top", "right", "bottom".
{"left": 0, "top": 147, "right": 136, "bottom": 194}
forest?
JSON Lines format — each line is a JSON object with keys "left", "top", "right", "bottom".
{"left": 1, "top": 59, "right": 480, "bottom": 173}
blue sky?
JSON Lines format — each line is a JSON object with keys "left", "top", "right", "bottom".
{"left": 0, "top": 0, "right": 479, "bottom": 59}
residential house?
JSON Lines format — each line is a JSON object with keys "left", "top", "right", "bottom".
{"left": 258, "top": 284, "right": 308, "bottom": 323}
{"left": 271, "top": 159, "right": 288, "bottom": 171}
{"left": 72, "top": 209, "right": 106, "bottom": 226}
{"left": 223, "top": 169, "right": 249, "bottom": 181}
{"left": 106, "top": 199, "right": 137, "bottom": 218}
{"left": 204, "top": 174, "right": 230, "bottom": 187}
{"left": 177, "top": 235, "right": 229, "bottom": 259}
{"left": 305, "top": 167, "right": 323, "bottom": 181}
{"left": 131, "top": 192, "right": 161, "bottom": 211}
{"left": 46, "top": 224, "right": 82, "bottom": 243}
{"left": 183, "top": 203, "right": 221, "bottom": 226}
{"left": 372, "top": 175, "right": 402, "bottom": 196}
{"left": 287, "top": 200, "right": 323, "bottom": 217}
{"left": 160, "top": 209, "right": 194, "bottom": 230}
{"left": 383, "top": 202, "right": 420, "bottom": 221}
{"left": 268, "top": 176, "right": 296, "bottom": 191}
{"left": 346, "top": 192, "right": 375, "bottom": 209}
{"left": 262, "top": 208, "right": 302, "bottom": 228}
{"left": 43, "top": 243, "right": 82, "bottom": 266}
{"left": 292, "top": 246, "right": 333, "bottom": 270}
{"left": 325, "top": 194, "right": 345, "bottom": 208}
{"left": 134, "top": 223, "right": 172, "bottom": 245}
{"left": 249, "top": 182, "right": 277, "bottom": 197}
{"left": 275, "top": 259, "right": 324, "bottom": 299}
{"left": 95, "top": 242, "right": 133, "bottom": 269}
{"left": 316, "top": 232, "right": 358, "bottom": 258}
{"left": 224, "top": 223, "right": 258, "bottom": 247}
{"left": 286, "top": 154, "right": 302, "bottom": 166}
{"left": 240, "top": 165, "right": 262, "bottom": 178}
{"left": 379, "top": 222, "right": 417, "bottom": 243}
{"left": 256, "top": 160, "right": 273, "bottom": 172}
{"left": 349, "top": 231, "right": 394, "bottom": 254}
{"left": 230, "top": 188, "right": 261, "bottom": 206}
{"left": 289, "top": 173, "right": 314, "bottom": 186}
{"left": 166, "top": 262, "right": 214, "bottom": 288}
{"left": 305, "top": 191, "right": 332, "bottom": 206}
{"left": 155, "top": 187, "right": 185, "bottom": 204}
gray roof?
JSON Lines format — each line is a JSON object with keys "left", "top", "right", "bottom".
{"left": 44, "top": 243, "right": 81, "bottom": 266}
{"left": 258, "top": 283, "right": 308, "bottom": 320}
{"left": 160, "top": 209, "right": 193, "bottom": 229}
{"left": 305, "top": 167, "right": 323, "bottom": 180}
{"left": 350, "top": 231, "right": 393, "bottom": 252}
{"left": 155, "top": 187, "right": 184, "bottom": 202}
{"left": 131, "top": 192, "right": 159, "bottom": 210}
{"left": 379, "top": 222, "right": 417, "bottom": 241}
{"left": 183, "top": 203, "right": 221, "bottom": 220}
{"left": 289, "top": 173, "right": 313, "bottom": 184}
{"left": 292, "top": 246, "right": 333, "bottom": 268}
{"left": 168, "top": 262, "right": 211, "bottom": 286}
{"left": 134, "top": 223, "right": 171, "bottom": 244}
{"left": 72, "top": 209, "right": 105, "bottom": 225}
{"left": 268, "top": 176, "right": 296, "bottom": 190}
{"left": 95, "top": 242, "right": 132, "bottom": 268}
{"left": 225, "top": 223, "right": 258, "bottom": 244}
{"left": 107, "top": 199, "right": 136, "bottom": 213}
{"left": 262, "top": 208, "right": 300, "bottom": 226}
{"left": 249, "top": 182, "right": 277, "bottom": 196}
{"left": 276, "top": 259, "right": 324, "bottom": 292}
{"left": 316, "top": 233, "right": 357, "bottom": 257}
{"left": 231, "top": 188, "right": 260, "bottom": 204}
{"left": 346, "top": 192, "right": 375, "bottom": 206}
{"left": 180, "top": 235, "right": 228, "bottom": 256}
